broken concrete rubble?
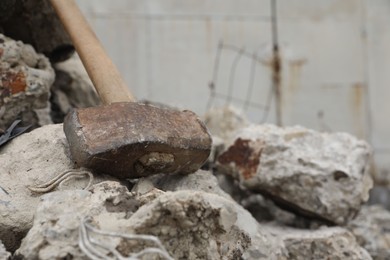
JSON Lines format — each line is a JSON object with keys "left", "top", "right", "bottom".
{"left": 142, "top": 169, "right": 232, "bottom": 199}
{"left": 204, "top": 135, "right": 225, "bottom": 170}
{"left": 15, "top": 181, "right": 283, "bottom": 259}
{"left": 0, "top": 33, "right": 55, "bottom": 130}
{"left": 203, "top": 106, "right": 250, "bottom": 174}
{"left": 0, "top": 124, "right": 117, "bottom": 252}
{"left": 204, "top": 105, "right": 249, "bottom": 144}
{"left": 0, "top": 0, "right": 385, "bottom": 255}
{"left": 216, "top": 171, "right": 327, "bottom": 229}
{"left": 127, "top": 190, "right": 282, "bottom": 259}
{"left": 347, "top": 205, "right": 390, "bottom": 260}
{"left": 265, "top": 225, "right": 372, "bottom": 260}
{"left": 0, "top": 100, "right": 383, "bottom": 259}
{"left": 217, "top": 124, "right": 373, "bottom": 224}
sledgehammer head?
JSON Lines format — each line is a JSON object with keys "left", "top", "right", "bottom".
{"left": 64, "top": 102, "right": 212, "bottom": 179}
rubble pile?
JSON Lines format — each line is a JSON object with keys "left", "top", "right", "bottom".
{"left": 0, "top": 34, "right": 54, "bottom": 130}
{"left": 217, "top": 124, "right": 372, "bottom": 225}
{"left": 0, "top": 124, "right": 119, "bottom": 252}
{"left": 13, "top": 180, "right": 282, "bottom": 260}
{"left": 1, "top": 105, "right": 388, "bottom": 259}
{"left": 0, "top": 11, "right": 389, "bottom": 260}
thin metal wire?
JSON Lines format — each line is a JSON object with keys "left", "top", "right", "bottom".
{"left": 206, "top": 42, "right": 275, "bottom": 122}
{"left": 222, "top": 44, "right": 265, "bottom": 64}
{"left": 226, "top": 47, "right": 245, "bottom": 105}
{"left": 260, "top": 79, "right": 275, "bottom": 123}
{"left": 212, "top": 41, "right": 223, "bottom": 88}
{"left": 206, "top": 41, "right": 223, "bottom": 110}
{"left": 244, "top": 52, "right": 258, "bottom": 110}
{"left": 78, "top": 217, "right": 174, "bottom": 260}
{"left": 271, "top": 0, "right": 278, "bottom": 48}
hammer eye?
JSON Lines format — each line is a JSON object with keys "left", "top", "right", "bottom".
{"left": 134, "top": 152, "right": 175, "bottom": 175}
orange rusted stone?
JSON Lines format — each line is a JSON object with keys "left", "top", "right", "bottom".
{"left": 218, "top": 138, "right": 264, "bottom": 180}
{"left": 1, "top": 71, "right": 27, "bottom": 95}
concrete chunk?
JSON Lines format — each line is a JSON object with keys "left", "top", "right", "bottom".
{"left": 0, "top": 33, "right": 54, "bottom": 130}
{"left": 217, "top": 124, "right": 373, "bottom": 224}
{"left": 266, "top": 226, "right": 372, "bottom": 260}
{"left": 0, "top": 124, "right": 116, "bottom": 251}
{"left": 348, "top": 205, "right": 390, "bottom": 259}
{"left": 15, "top": 181, "right": 283, "bottom": 259}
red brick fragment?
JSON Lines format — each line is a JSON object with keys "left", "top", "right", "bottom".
{"left": 218, "top": 138, "right": 264, "bottom": 180}
{"left": 1, "top": 70, "right": 27, "bottom": 95}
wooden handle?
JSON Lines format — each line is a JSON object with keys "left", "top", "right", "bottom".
{"left": 50, "top": 0, "right": 135, "bottom": 104}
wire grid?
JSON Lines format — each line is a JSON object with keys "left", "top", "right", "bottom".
{"left": 206, "top": 41, "right": 275, "bottom": 123}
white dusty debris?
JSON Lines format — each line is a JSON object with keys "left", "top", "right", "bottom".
{"left": 127, "top": 190, "right": 282, "bottom": 260}
{"left": 347, "top": 205, "right": 390, "bottom": 260}
{"left": 15, "top": 182, "right": 126, "bottom": 260}
{"left": 204, "top": 105, "right": 249, "bottom": 144}
{"left": 0, "top": 33, "right": 55, "bottom": 129}
{"left": 0, "top": 124, "right": 117, "bottom": 251}
{"left": 265, "top": 225, "right": 372, "bottom": 260}
{"left": 203, "top": 106, "right": 249, "bottom": 168}
{"left": 217, "top": 124, "right": 373, "bottom": 224}
{"left": 140, "top": 169, "right": 232, "bottom": 199}
{"left": 15, "top": 181, "right": 284, "bottom": 260}
{"left": 0, "top": 240, "right": 10, "bottom": 260}
{"left": 50, "top": 54, "right": 101, "bottom": 123}
{"left": 205, "top": 135, "right": 225, "bottom": 168}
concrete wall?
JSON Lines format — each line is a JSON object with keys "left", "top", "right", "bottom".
{"left": 75, "top": 0, "right": 390, "bottom": 182}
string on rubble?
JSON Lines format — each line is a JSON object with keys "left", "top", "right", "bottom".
{"left": 79, "top": 217, "right": 174, "bottom": 260}
{"left": 28, "top": 168, "right": 94, "bottom": 193}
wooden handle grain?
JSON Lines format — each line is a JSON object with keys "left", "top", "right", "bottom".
{"left": 50, "top": 0, "right": 135, "bottom": 104}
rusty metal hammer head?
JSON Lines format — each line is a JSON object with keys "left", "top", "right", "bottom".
{"left": 64, "top": 102, "right": 212, "bottom": 179}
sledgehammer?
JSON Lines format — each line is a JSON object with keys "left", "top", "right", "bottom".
{"left": 50, "top": 0, "right": 212, "bottom": 179}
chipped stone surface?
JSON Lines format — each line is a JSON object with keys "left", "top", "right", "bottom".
{"left": 203, "top": 106, "right": 252, "bottom": 169}
{"left": 0, "top": 240, "right": 10, "bottom": 260}
{"left": 14, "top": 182, "right": 124, "bottom": 260}
{"left": 0, "top": 124, "right": 116, "bottom": 252}
{"left": 50, "top": 54, "right": 101, "bottom": 123}
{"left": 15, "top": 181, "right": 283, "bottom": 259}
{"left": 143, "top": 170, "right": 232, "bottom": 199}
{"left": 266, "top": 226, "right": 372, "bottom": 260}
{"left": 127, "top": 190, "right": 281, "bottom": 259}
{"left": 348, "top": 205, "right": 390, "bottom": 260}
{"left": 0, "top": 33, "right": 54, "bottom": 130}
{"left": 218, "top": 138, "right": 264, "bottom": 180}
{"left": 218, "top": 124, "right": 373, "bottom": 224}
